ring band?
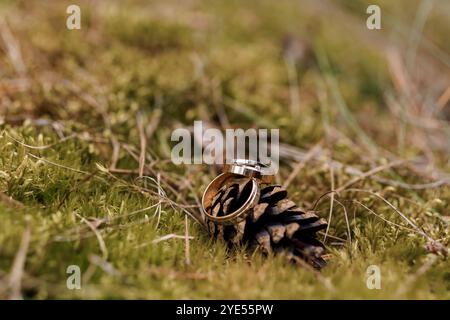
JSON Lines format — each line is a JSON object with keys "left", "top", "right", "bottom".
{"left": 224, "top": 159, "right": 274, "bottom": 184}
{"left": 201, "top": 159, "right": 274, "bottom": 224}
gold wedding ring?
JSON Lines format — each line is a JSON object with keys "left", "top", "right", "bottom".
{"left": 201, "top": 159, "right": 274, "bottom": 224}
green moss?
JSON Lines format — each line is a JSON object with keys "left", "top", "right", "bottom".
{"left": 0, "top": 0, "right": 448, "bottom": 299}
{"left": 106, "top": 15, "right": 193, "bottom": 52}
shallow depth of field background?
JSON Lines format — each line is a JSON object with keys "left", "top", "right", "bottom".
{"left": 0, "top": 0, "right": 449, "bottom": 299}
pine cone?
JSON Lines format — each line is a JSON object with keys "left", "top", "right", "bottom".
{"left": 206, "top": 177, "right": 328, "bottom": 269}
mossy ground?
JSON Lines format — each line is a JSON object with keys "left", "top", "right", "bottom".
{"left": 0, "top": 0, "right": 449, "bottom": 299}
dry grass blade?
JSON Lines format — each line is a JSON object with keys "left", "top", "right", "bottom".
{"left": 345, "top": 188, "right": 436, "bottom": 242}
{"left": 145, "top": 108, "right": 162, "bottom": 141}
{"left": 372, "top": 177, "right": 449, "bottom": 190}
{"left": 436, "top": 85, "right": 450, "bottom": 112}
{"left": 317, "top": 49, "right": 378, "bottom": 154}
{"left": 406, "top": 0, "right": 434, "bottom": 69}
{"left": 284, "top": 55, "right": 301, "bottom": 116}
{"left": 334, "top": 199, "right": 351, "bottom": 245}
{"left": 395, "top": 254, "right": 438, "bottom": 297}
{"left": 54, "top": 204, "right": 161, "bottom": 242}
{"left": 185, "top": 215, "right": 191, "bottom": 266}
{"left": 6, "top": 131, "right": 78, "bottom": 150}
{"left": 109, "top": 137, "right": 121, "bottom": 170}
{"left": 0, "top": 0, "right": 448, "bottom": 299}
{"left": 27, "top": 153, "right": 90, "bottom": 175}
{"left": 8, "top": 226, "right": 31, "bottom": 300}
{"left": 0, "top": 17, "right": 27, "bottom": 76}
{"left": 291, "top": 256, "right": 335, "bottom": 292}
{"left": 88, "top": 255, "right": 121, "bottom": 278}
{"left": 324, "top": 158, "right": 335, "bottom": 242}
{"left": 0, "top": 192, "right": 24, "bottom": 209}
{"left": 354, "top": 200, "right": 419, "bottom": 234}
{"left": 279, "top": 142, "right": 448, "bottom": 189}
{"left": 137, "top": 113, "right": 147, "bottom": 178}
{"left": 136, "top": 234, "right": 194, "bottom": 247}
{"left": 335, "top": 159, "right": 405, "bottom": 192}
{"left": 282, "top": 143, "right": 322, "bottom": 189}
{"left": 75, "top": 213, "right": 108, "bottom": 260}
